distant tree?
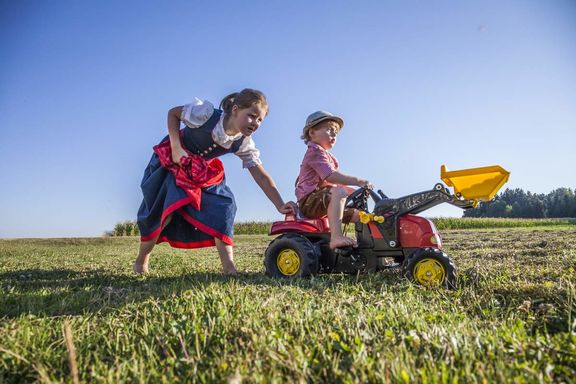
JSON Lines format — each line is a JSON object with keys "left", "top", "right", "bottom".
{"left": 465, "top": 198, "right": 510, "bottom": 217}
{"left": 463, "top": 187, "right": 574, "bottom": 218}
{"left": 113, "top": 222, "right": 125, "bottom": 236}
{"left": 546, "top": 188, "right": 576, "bottom": 217}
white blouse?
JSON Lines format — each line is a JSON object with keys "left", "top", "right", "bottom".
{"left": 180, "top": 98, "right": 262, "bottom": 169}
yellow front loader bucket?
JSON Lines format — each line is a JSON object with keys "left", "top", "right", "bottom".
{"left": 441, "top": 165, "right": 510, "bottom": 203}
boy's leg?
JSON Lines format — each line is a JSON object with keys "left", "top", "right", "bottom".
{"left": 133, "top": 214, "right": 173, "bottom": 274}
{"left": 327, "top": 187, "right": 357, "bottom": 249}
{"left": 215, "top": 238, "right": 238, "bottom": 275}
{"left": 341, "top": 186, "right": 360, "bottom": 223}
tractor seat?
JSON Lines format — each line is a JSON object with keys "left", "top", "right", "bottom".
{"left": 269, "top": 213, "right": 330, "bottom": 235}
{"left": 292, "top": 213, "right": 330, "bottom": 231}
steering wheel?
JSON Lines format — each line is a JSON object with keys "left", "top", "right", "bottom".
{"left": 345, "top": 187, "right": 370, "bottom": 210}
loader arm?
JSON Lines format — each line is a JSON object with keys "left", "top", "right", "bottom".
{"left": 374, "top": 186, "right": 476, "bottom": 217}
{"left": 346, "top": 164, "right": 510, "bottom": 250}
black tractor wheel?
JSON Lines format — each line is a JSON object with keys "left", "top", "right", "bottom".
{"left": 403, "top": 247, "right": 457, "bottom": 289}
{"left": 264, "top": 234, "right": 320, "bottom": 278}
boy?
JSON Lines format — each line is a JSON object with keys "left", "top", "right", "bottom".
{"left": 295, "top": 111, "right": 372, "bottom": 249}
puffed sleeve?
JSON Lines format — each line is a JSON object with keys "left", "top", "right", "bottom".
{"left": 235, "top": 137, "right": 262, "bottom": 169}
{"left": 180, "top": 98, "right": 215, "bottom": 128}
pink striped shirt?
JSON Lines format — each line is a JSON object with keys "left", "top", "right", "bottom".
{"left": 295, "top": 142, "right": 339, "bottom": 201}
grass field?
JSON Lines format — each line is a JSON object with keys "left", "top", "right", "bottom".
{"left": 1, "top": 228, "right": 575, "bottom": 383}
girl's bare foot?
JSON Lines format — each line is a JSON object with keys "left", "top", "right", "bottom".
{"left": 133, "top": 262, "right": 149, "bottom": 274}
{"left": 222, "top": 262, "right": 238, "bottom": 276}
{"left": 329, "top": 236, "right": 357, "bottom": 249}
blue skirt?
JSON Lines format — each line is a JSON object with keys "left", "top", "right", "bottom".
{"left": 137, "top": 152, "right": 236, "bottom": 248}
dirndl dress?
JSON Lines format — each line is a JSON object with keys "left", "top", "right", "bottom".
{"left": 137, "top": 109, "right": 246, "bottom": 248}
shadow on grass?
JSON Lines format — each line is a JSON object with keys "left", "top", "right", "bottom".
{"left": 0, "top": 268, "right": 403, "bottom": 317}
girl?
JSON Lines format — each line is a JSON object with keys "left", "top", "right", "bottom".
{"left": 134, "top": 89, "right": 296, "bottom": 275}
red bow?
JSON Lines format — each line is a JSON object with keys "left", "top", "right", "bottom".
{"left": 153, "top": 140, "right": 225, "bottom": 210}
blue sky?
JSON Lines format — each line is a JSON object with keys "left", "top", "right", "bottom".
{"left": 1, "top": 1, "right": 575, "bottom": 238}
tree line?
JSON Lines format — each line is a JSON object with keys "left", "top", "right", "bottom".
{"left": 463, "top": 187, "right": 576, "bottom": 218}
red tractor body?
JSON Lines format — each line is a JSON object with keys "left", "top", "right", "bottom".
{"left": 264, "top": 184, "right": 474, "bottom": 288}
{"left": 264, "top": 166, "right": 510, "bottom": 288}
{"left": 270, "top": 214, "right": 441, "bottom": 249}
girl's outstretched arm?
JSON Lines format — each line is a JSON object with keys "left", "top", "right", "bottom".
{"left": 248, "top": 165, "right": 297, "bottom": 214}
{"left": 167, "top": 106, "right": 188, "bottom": 164}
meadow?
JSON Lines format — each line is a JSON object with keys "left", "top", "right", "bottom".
{"left": 1, "top": 225, "right": 575, "bottom": 383}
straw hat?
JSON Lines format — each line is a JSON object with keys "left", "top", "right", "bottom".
{"left": 301, "top": 110, "right": 344, "bottom": 140}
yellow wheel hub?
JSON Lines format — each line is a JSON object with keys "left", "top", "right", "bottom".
{"left": 277, "top": 249, "right": 300, "bottom": 276}
{"left": 413, "top": 258, "right": 445, "bottom": 287}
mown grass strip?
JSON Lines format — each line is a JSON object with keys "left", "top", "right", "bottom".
{"left": 110, "top": 218, "right": 576, "bottom": 236}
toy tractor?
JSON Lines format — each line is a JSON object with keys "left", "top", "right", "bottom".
{"left": 264, "top": 165, "right": 510, "bottom": 288}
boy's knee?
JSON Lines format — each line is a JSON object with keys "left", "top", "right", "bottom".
{"left": 330, "top": 186, "right": 349, "bottom": 199}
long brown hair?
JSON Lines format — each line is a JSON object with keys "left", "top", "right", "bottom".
{"left": 219, "top": 88, "right": 269, "bottom": 116}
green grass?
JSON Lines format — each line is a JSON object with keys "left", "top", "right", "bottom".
{"left": 1, "top": 229, "right": 575, "bottom": 382}
{"left": 234, "top": 221, "right": 273, "bottom": 235}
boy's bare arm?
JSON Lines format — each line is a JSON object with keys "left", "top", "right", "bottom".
{"left": 325, "top": 171, "right": 371, "bottom": 188}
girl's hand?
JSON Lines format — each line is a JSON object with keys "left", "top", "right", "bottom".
{"left": 279, "top": 201, "right": 298, "bottom": 215}
{"left": 171, "top": 145, "right": 188, "bottom": 165}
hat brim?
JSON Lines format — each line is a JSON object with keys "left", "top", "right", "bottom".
{"left": 303, "top": 115, "right": 344, "bottom": 133}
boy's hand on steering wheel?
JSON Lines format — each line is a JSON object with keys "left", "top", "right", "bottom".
{"left": 358, "top": 179, "right": 373, "bottom": 190}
